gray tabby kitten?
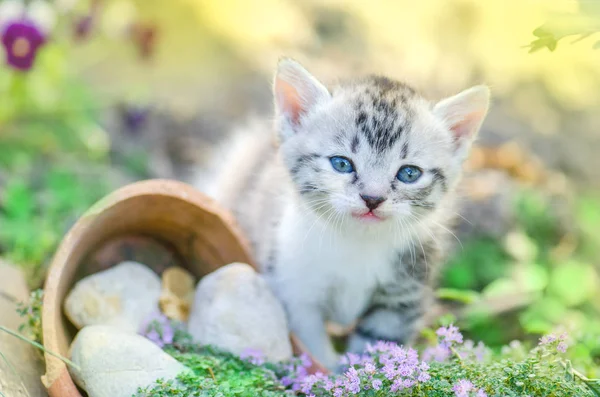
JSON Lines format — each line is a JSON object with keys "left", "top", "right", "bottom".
{"left": 195, "top": 58, "right": 490, "bottom": 370}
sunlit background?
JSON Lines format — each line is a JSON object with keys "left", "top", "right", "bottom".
{"left": 1, "top": 0, "right": 600, "bottom": 375}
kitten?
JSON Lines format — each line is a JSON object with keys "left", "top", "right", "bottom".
{"left": 194, "top": 58, "right": 490, "bottom": 370}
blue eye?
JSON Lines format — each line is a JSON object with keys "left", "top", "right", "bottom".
{"left": 330, "top": 156, "right": 354, "bottom": 173}
{"left": 397, "top": 165, "right": 422, "bottom": 183}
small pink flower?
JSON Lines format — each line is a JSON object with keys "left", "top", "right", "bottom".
{"left": 240, "top": 348, "right": 265, "bottom": 365}
{"left": 539, "top": 332, "right": 569, "bottom": 353}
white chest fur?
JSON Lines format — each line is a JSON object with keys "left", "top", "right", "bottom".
{"left": 264, "top": 202, "right": 404, "bottom": 328}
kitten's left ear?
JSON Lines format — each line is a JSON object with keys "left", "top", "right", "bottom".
{"left": 434, "top": 85, "right": 490, "bottom": 158}
{"left": 274, "top": 58, "right": 330, "bottom": 137}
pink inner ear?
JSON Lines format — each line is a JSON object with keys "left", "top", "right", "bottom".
{"left": 275, "top": 78, "right": 303, "bottom": 125}
{"left": 451, "top": 109, "right": 485, "bottom": 141}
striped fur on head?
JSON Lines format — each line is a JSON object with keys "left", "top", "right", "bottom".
{"left": 274, "top": 58, "right": 489, "bottom": 228}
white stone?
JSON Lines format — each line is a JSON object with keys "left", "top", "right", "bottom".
{"left": 188, "top": 263, "right": 292, "bottom": 362}
{"left": 64, "top": 261, "right": 161, "bottom": 332}
{"left": 69, "top": 325, "right": 189, "bottom": 397}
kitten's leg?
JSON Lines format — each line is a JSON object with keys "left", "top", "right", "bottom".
{"left": 287, "top": 303, "right": 340, "bottom": 370}
{"left": 347, "top": 285, "right": 431, "bottom": 353}
{"left": 348, "top": 244, "right": 438, "bottom": 353}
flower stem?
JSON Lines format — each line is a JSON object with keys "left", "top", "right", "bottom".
{"left": 450, "top": 345, "right": 465, "bottom": 367}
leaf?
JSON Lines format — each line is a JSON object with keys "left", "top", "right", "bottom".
{"left": 436, "top": 288, "right": 481, "bottom": 304}
{"left": 528, "top": 38, "right": 558, "bottom": 53}
{"left": 513, "top": 263, "right": 549, "bottom": 293}
{"left": 519, "top": 297, "right": 567, "bottom": 333}
{"left": 2, "top": 181, "right": 35, "bottom": 219}
{"left": 504, "top": 231, "right": 538, "bottom": 263}
{"left": 482, "top": 278, "right": 518, "bottom": 299}
{"left": 520, "top": 315, "right": 553, "bottom": 335}
{"left": 548, "top": 261, "right": 598, "bottom": 307}
{"left": 533, "top": 26, "right": 553, "bottom": 38}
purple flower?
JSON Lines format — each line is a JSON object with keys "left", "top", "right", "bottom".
{"left": 418, "top": 371, "right": 431, "bottom": 382}
{"left": 279, "top": 353, "right": 315, "bottom": 391}
{"left": 300, "top": 374, "right": 321, "bottom": 394}
{"left": 453, "top": 379, "right": 475, "bottom": 397}
{"left": 1, "top": 20, "right": 46, "bottom": 71}
{"left": 342, "top": 352, "right": 362, "bottom": 366}
{"left": 372, "top": 379, "right": 382, "bottom": 390}
{"left": 322, "top": 377, "right": 334, "bottom": 391}
{"left": 300, "top": 353, "right": 312, "bottom": 368}
{"left": 472, "top": 341, "right": 488, "bottom": 362}
{"left": 436, "top": 324, "right": 464, "bottom": 347}
{"left": 423, "top": 344, "right": 451, "bottom": 362}
{"left": 72, "top": 0, "right": 101, "bottom": 41}
{"left": 139, "top": 311, "right": 180, "bottom": 348}
{"left": 73, "top": 14, "right": 94, "bottom": 40}
{"left": 452, "top": 379, "right": 487, "bottom": 397}
{"left": 120, "top": 104, "right": 151, "bottom": 134}
{"left": 145, "top": 329, "right": 161, "bottom": 345}
{"left": 363, "top": 361, "right": 376, "bottom": 374}
{"left": 343, "top": 367, "right": 361, "bottom": 393}
{"left": 282, "top": 338, "right": 431, "bottom": 395}
{"left": 539, "top": 334, "right": 557, "bottom": 345}
{"left": 240, "top": 348, "right": 265, "bottom": 365}
{"left": 539, "top": 332, "right": 568, "bottom": 353}
{"left": 557, "top": 342, "right": 568, "bottom": 353}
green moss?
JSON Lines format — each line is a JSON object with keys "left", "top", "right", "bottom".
{"left": 135, "top": 344, "right": 291, "bottom": 397}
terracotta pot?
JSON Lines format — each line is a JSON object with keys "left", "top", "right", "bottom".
{"left": 41, "top": 179, "right": 327, "bottom": 397}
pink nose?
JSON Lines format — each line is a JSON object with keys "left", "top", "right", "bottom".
{"left": 360, "top": 195, "right": 386, "bottom": 210}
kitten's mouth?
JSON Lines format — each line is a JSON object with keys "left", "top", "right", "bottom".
{"left": 352, "top": 211, "right": 386, "bottom": 223}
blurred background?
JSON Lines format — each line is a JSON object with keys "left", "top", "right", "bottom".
{"left": 1, "top": 0, "right": 599, "bottom": 374}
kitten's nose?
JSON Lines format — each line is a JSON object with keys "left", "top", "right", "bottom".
{"left": 360, "top": 195, "right": 386, "bottom": 210}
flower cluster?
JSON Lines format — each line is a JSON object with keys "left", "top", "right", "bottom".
{"left": 452, "top": 379, "right": 487, "bottom": 397}
{"left": 240, "top": 348, "right": 266, "bottom": 366}
{"left": 538, "top": 332, "right": 569, "bottom": 354}
{"left": 279, "top": 353, "right": 314, "bottom": 392}
{"left": 423, "top": 325, "right": 488, "bottom": 396}
{"left": 281, "top": 341, "right": 431, "bottom": 396}
{"left": 139, "top": 311, "right": 186, "bottom": 348}
{"left": 424, "top": 324, "right": 461, "bottom": 362}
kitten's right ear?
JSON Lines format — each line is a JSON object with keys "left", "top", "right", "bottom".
{"left": 434, "top": 85, "right": 490, "bottom": 160}
{"left": 274, "top": 58, "right": 330, "bottom": 134}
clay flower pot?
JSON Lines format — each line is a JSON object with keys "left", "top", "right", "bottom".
{"left": 41, "top": 179, "right": 327, "bottom": 397}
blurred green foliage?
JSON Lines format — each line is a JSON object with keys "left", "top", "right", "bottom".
{"left": 440, "top": 187, "right": 600, "bottom": 377}
{"left": 16, "top": 289, "right": 44, "bottom": 346}
{"left": 0, "top": 41, "right": 145, "bottom": 286}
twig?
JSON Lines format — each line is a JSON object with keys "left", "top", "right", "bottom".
{"left": 207, "top": 367, "right": 216, "bottom": 382}
{"left": 0, "top": 326, "right": 80, "bottom": 371}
